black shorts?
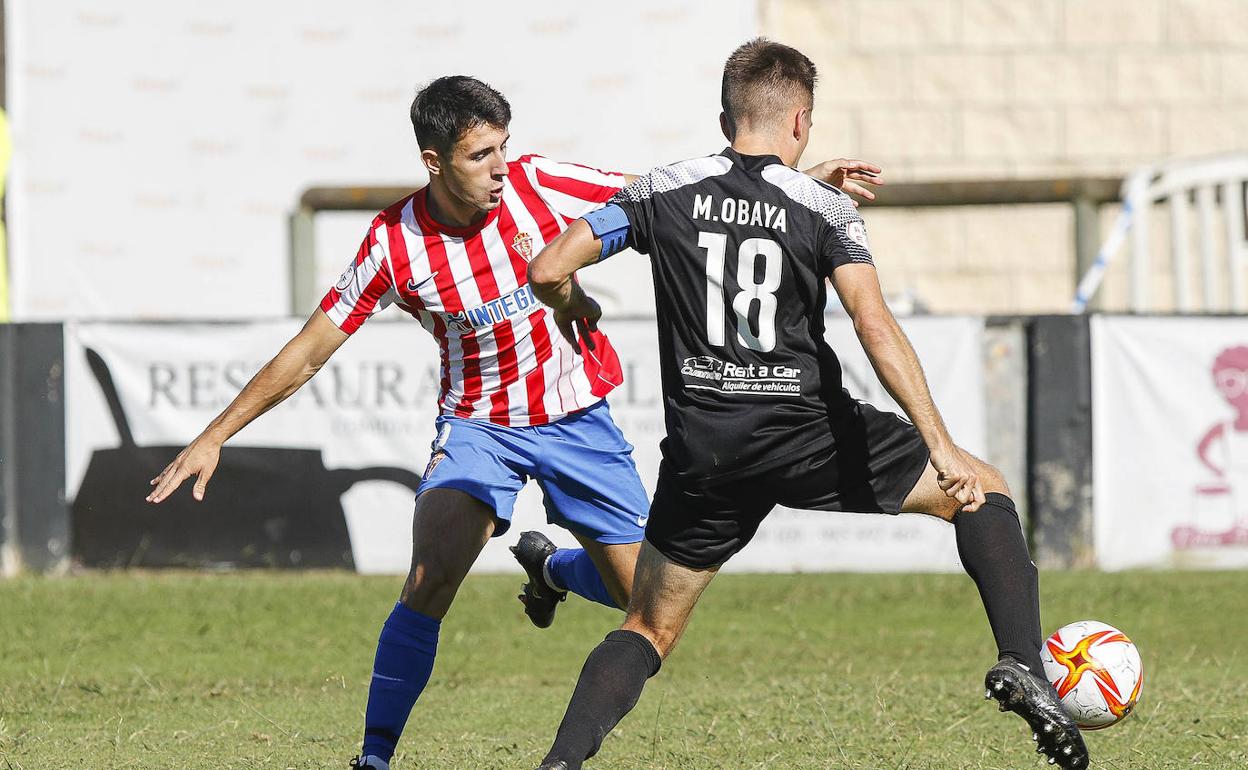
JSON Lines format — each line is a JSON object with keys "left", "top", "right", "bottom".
{"left": 645, "top": 400, "right": 931, "bottom": 569}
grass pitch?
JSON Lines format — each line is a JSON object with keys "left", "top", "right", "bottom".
{"left": 1, "top": 570, "right": 1245, "bottom": 769}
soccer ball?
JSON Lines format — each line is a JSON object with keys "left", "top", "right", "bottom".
{"left": 1041, "top": 620, "right": 1143, "bottom": 730}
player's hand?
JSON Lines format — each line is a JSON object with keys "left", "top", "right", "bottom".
{"left": 147, "top": 437, "right": 222, "bottom": 503}
{"left": 931, "top": 445, "right": 986, "bottom": 513}
{"left": 802, "top": 158, "right": 884, "bottom": 206}
{"left": 554, "top": 294, "right": 602, "bottom": 352}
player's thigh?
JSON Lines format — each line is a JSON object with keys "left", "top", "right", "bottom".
{"left": 621, "top": 540, "right": 719, "bottom": 659}
{"left": 572, "top": 534, "right": 640, "bottom": 609}
{"left": 535, "top": 402, "right": 649, "bottom": 545}
{"left": 776, "top": 401, "right": 929, "bottom": 516}
{"left": 645, "top": 464, "right": 775, "bottom": 571}
{"left": 418, "top": 415, "right": 529, "bottom": 537}
{"left": 900, "top": 451, "right": 1009, "bottom": 521}
{"left": 400, "top": 487, "right": 496, "bottom": 619}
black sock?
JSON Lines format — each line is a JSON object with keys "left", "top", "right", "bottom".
{"left": 954, "top": 493, "right": 1045, "bottom": 676}
{"left": 542, "top": 630, "right": 662, "bottom": 768}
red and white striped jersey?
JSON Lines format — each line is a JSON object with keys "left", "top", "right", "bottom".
{"left": 320, "top": 154, "right": 626, "bottom": 427}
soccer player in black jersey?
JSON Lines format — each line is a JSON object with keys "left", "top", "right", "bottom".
{"left": 526, "top": 38, "right": 1088, "bottom": 770}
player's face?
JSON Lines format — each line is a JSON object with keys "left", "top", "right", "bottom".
{"left": 442, "top": 123, "right": 510, "bottom": 213}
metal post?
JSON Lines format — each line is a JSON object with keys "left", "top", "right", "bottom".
{"left": 0, "top": 324, "right": 18, "bottom": 575}
{"left": 1196, "top": 185, "right": 1218, "bottom": 309}
{"left": 1169, "top": 192, "right": 1191, "bottom": 312}
{"left": 289, "top": 206, "right": 317, "bottom": 317}
{"left": 1028, "top": 315, "right": 1094, "bottom": 569}
{"left": 1128, "top": 178, "right": 1152, "bottom": 313}
{"left": 1225, "top": 181, "right": 1247, "bottom": 312}
{"left": 10, "top": 323, "right": 68, "bottom": 573}
{"left": 1073, "top": 196, "right": 1101, "bottom": 311}
{"left": 983, "top": 319, "right": 1029, "bottom": 527}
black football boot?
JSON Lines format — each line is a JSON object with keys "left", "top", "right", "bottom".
{"left": 985, "top": 658, "right": 1090, "bottom": 769}
{"left": 510, "top": 530, "right": 567, "bottom": 628}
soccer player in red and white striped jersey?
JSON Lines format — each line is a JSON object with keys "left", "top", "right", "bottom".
{"left": 146, "top": 74, "right": 884, "bottom": 770}
{"left": 320, "top": 151, "right": 628, "bottom": 428}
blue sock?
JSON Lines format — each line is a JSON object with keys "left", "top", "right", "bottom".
{"left": 361, "top": 602, "right": 440, "bottom": 762}
{"left": 546, "top": 548, "right": 620, "bottom": 609}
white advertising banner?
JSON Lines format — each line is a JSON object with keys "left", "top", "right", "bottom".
{"left": 65, "top": 316, "right": 984, "bottom": 574}
{"left": 1093, "top": 316, "right": 1248, "bottom": 570}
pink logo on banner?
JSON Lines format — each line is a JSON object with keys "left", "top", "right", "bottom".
{"left": 1178, "top": 346, "right": 1248, "bottom": 549}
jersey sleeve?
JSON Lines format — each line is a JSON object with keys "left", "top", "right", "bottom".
{"left": 517, "top": 154, "right": 627, "bottom": 220}
{"left": 319, "top": 225, "right": 397, "bottom": 334}
{"left": 818, "top": 194, "right": 875, "bottom": 275}
{"left": 605, "top": 173, "right": 657, "bottom": 256}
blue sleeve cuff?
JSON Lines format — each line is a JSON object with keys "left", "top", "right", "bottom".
{"left": 582, "top": 204, "right": 631, "bottom": 260}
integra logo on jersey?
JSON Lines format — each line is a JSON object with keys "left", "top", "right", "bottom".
{"left": 447, "top": 283, "right": 538, "bottom": 332}
{"left": 692, "top": 194, "right": 787, "bottom": 232}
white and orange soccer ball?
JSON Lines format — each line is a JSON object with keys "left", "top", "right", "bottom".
{"left": 1041, "top": 620, "right": 1143, "bottom": 730}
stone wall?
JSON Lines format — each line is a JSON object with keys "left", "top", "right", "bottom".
{"left": 762, "top": 0, "right": 1248, "bottom": 313}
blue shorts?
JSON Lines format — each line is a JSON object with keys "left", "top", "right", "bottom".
{"left": 416, "top": 400, "right": 648, "bottom": 544}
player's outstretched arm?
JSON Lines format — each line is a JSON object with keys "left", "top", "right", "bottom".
{"left": 803, "top": 158, "right": 883, "bottom": 204}
{"left": 529, "top": 218, "right": 605, "bottom": 350}
{"left": 146, "top": 310, "right": 348, "bottom": 503}
{"left": 831, "top": 263, "right": 985, "bottom": 511}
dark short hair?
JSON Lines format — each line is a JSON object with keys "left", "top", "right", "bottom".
{"left": 410, "top": 75, "right": 511, "bottom": 156}
{"left": 721, "top": 37, "right": 818, "bottom": 134}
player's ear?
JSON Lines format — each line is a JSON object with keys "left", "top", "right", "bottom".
{"left": 421, "top": 147, "right": 442, "bottom": 178}
{"left": 792, "top": 108, "right": 808, "bottom": 142}
{"left": 719, "top": 112, "right": 734, "bottom": 142}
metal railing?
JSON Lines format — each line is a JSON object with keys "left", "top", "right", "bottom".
{"left": 1074, "top": 152, "right": 1248, "bottom": 313}
{"left": 289, "top": 177, "right": 1124, "bottom": 315}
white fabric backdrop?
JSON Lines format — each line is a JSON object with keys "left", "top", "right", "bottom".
{"left": 8, "top": 0, "right": 756, "bottom": 320}
{"left": 65, "top": 316, "right": 985, "bottom": 574}
{"left": 1092, "top": 316, "right": 1248, "bottom": 570}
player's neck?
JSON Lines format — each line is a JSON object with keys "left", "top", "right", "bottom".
{"left": 426, "top": 179, "right": 487, "bottom": 230}
{"left": 731, "top": 134, "right": 801, "bottom": 168}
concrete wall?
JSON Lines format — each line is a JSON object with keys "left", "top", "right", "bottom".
{"left": 762, "top": 0, "right": 1248, "bottom": 313}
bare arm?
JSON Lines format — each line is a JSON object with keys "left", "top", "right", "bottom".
{"left": 831, "top": 262, "right": 985, "bottom": 510}
{"left": 528, "top": 218, "right": 605, "bottom": 349}
{"left": 146, "top": 310, "right": 349, "bottom": 502}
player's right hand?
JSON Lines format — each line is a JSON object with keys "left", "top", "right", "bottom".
{"left": 553, "top": 294, "right": 602, "bottom": 352}
{"left": 146, "top": 438, "right": 222, "bottom": 503}
{"left": 931, "top": 445, "right": 986, "bottom": 512}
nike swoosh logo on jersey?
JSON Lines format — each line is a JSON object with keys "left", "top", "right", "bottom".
{"left": 637, "top": 516, "right": 649, "bottom": 527}
{"left": 406, "top": 272, "right": 439, "bottom": 293}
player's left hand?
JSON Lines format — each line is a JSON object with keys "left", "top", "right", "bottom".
{"left": 554, "top": 294, "right": 602, "bottom": 352}
{"left": 802, "top": 158, "right": 884, "bottom": 205}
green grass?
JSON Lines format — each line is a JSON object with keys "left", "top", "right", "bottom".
{"left": 1, "top": 571, "right": 1245, "bottom": 769}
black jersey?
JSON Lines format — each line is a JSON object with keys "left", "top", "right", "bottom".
{"left": 607, "top": 147, "right": 875, "bottom": 484}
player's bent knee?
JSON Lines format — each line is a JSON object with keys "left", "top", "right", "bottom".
{"left": 974, "top": 460, "right": 1010, "bottom": 496}
{"left": 399, "top": 565, "right": 464, "bottom": 619}
{"left": 620, "top": 619, "right": 680, "bottom": 659}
